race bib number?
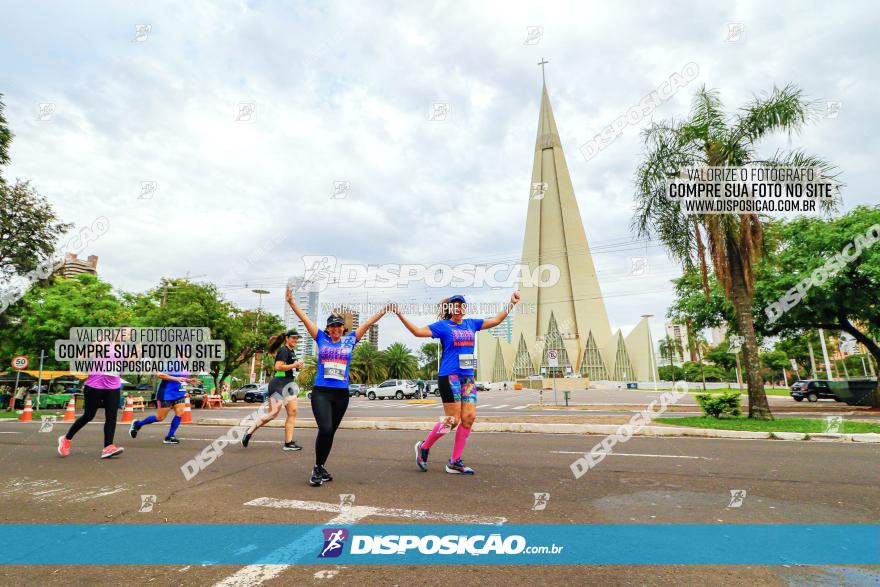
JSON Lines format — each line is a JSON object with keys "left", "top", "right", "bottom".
{"left": 324, "top": 361, "right": 347, "bottom": 380}
{"left": 459, "top": 354, "right": 475, "bottom": 370}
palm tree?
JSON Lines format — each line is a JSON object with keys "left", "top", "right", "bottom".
{"left": 634, "top": 85, "right": 839, "bottom": 419}
{"left": 350, "top": 342, "right": 387, "bottom": 384}
{"left": 382, "top": 342, "right": 419, "bottom": 379}
{"left": 658, "top": 335, "right": 684, "bottom": 370}
{"left": 296, "top": 354, "right": 317, "bottom": 391}
{"left": 691, "top": 331, "right": 711, "bottom": 391}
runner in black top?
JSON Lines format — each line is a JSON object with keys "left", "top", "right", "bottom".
{"left": 241, "top": 329, "right": 304, "bottom": 451}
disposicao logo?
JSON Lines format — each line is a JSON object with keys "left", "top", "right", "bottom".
{"left": 319, "top": 528, "right": 348, "bottom": 558}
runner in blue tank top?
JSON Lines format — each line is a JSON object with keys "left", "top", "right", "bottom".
{"left": 395, "top": 291, "right": 519, "bottom": 475}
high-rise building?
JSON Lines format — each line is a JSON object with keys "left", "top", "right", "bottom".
{"left": 367, "top": 324, "right": 379, "bottom": 348}
{"left": 488, "top": 315, "right": 512, "bottom": 344}
{"left": 285, "top": 277, "right": 319, "bottom": 356}
{"left": 476, "top": 79, "right": 656, "bottom": 384}
{"left": 58, "top": 253, "right": 98, "bottom": 278}
{"left": 664, "top": 322, "right": 690, "bottom": 365}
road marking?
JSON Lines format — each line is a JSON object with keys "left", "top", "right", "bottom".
{"left": 214, "top": 498, "right": 505, "bottom": 586}
{"left": 511, "top": 405, "right": 528, "bottom": 410}
{"left": 0, "top": 431, "right": 20, "bottom": 434}
{"left": 0, "top": 478, "right": 130, "bottom": 502}
{"left": 490, "top": 405, "right": 510, "bottom": 409}
{"left": 550, "top": 451, "right": 710, "bottom": 460}
{"left": 480, "top": 404, "right": 492, "bottom": 409}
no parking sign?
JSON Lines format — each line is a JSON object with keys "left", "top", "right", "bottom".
{"left": 547, "top": 350, "right": 558, "bottom": 368}
{"left": 11, "top": 356, "right": 29, "bottom": 371}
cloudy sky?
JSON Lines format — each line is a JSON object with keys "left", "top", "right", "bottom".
{"left": 2, "top": 0, "right": 876, "bottom": 351}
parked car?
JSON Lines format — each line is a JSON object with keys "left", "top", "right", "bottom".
{"left": 475, "top": 381, "right": 489, "bottom": 392}
{"left": 366, "top": 379, "right": 419, "bottom": 400}
{"left": 349, "top": 384, "right": 367, "bottom": 397}
{"left": 244, "top": 384, "right": 269, "bottom": 403}
{"left": 425, "top": 380, "right": 439, "bottom": 396}
{"left": 188, "top": 386, "right": 208, "bottom": 408}
{"left": 231, "top": 383, "right": 260, "bottom": 402}
{"left": 790, "top": 379, "right": 839, "bottom": 402}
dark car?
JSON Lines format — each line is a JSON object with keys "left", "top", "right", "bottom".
{"left": 790, "top": 380, "right": 839, "bottom": 402}
{"left": 349, "top": 384, "right": 367, "bottom": 397}
{"left": 244, "top": 384, "right": 269, "bottom": 403}
{"left": 188, "top": 386, "right": 208, "bottom": 408}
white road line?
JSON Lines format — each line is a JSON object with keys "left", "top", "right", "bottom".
{"left": 479, "top": 404, "right": 493, "bottom": 409}
{"left": 0, "top": 431, "right": 20, "bottom": 434}
{"left": 511, "top": 405, "right": 528, "bottom": 410}
{"left": 549, "top": 451, "right": 710, "bottom": 460}
{"left": 214, "top": 498, "right": 505, "bottom": 587}
{"left": 490, "top": 405, "right": 510, "bottom": 409}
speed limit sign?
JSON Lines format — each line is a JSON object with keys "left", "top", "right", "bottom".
{"left": 11, "top": 356, "right": 29, "bottom": 371}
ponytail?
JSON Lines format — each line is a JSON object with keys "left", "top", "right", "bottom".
{"left": 267, "top": 332, "right": 285, "bottom": 354}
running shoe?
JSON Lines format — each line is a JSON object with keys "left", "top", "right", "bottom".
{"left": 57, "top": 435, "right": 71, "bottom": 457}
{"left": 163, "top": 436, "right": 180, "bottom": 444}
{"left": 283, "top": 441, "right": 302, "bottom": 451}
{"left": 309, "top": 466, "right": 323, "bottom": 487}
{"left": 241, "top": 432, "right": 253, "bottom": 447}
{"left": 445, "top": 458, "right": 474, "bottom": 475}
{"left": 415, "top": 440, "right": 429, "bottom": 471}
{"left": 318, "top": 465, "right": 333, "bottom": 482}
{"left": 100, "top": 445, "right": 124, "bottom": 459}
{"left": 129, "top": 421, "right": 140, "bottom": 439}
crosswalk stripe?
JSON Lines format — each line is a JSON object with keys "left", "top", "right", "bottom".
{"left": 490, "top": 405, "right": 509, "bottom": 409}
{"left": 511, "top": 405, "right": 528, "bottom": 410}
{"left": 479, "top": 404, "right": 492, "bottom": 409}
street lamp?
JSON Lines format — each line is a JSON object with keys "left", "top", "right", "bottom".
{"left": 641, "top": 314, "right": 658, "bottom": 392}
{"left": 250, "top": 289, "right": 271, "bottom": 384}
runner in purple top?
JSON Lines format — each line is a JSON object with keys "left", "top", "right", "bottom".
{"left": 58, "top": 329, "right": 129, "bottom": 459}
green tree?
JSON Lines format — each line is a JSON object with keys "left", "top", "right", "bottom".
{"left": 634, "top": 84, "right": 839, "bottom": 419}
{"left": 382, "top": 342, "right": 418, "bottom": 379}
{"left": 350, "top": 342, "right": 388, "bottom": 384}
{"left": 296, "top": 355, "right": 317, "bottom": 391}
{"left": 658, "top": 335, "right": 684, "bottom": 370}
{"left": 0, "top": 94, "right": 12, "bottom": 172}
{"left": 0, "top": 179, "right": 73, "bottom": 283}
{"left": 418, "top": 342, "right": 440, "bottom": 378}
{"left": 753, "top": 206, "right": 880, "bottom": 405}
{"left": 0, "top": 275, "right": 131, "bottom": 369}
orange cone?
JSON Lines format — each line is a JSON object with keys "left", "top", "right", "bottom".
{"left": 181, "top": 393, "right": 192, "bottom": 424}
{"left": 19, "top": 398, "right": 33, "bottom": 422}
{"left": 63, "top": 396, "right": 76, "bottom": 421}
{"left": 120, "top": 395, "right": 134, "bottom": 423}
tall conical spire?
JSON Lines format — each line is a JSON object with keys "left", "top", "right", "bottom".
{"left": 512, "top": 81, "right": 615, "bottom": 376}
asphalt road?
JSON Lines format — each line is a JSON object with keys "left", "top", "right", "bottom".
{"left": 1, "top": 417, "right": 878, "bottom": 586}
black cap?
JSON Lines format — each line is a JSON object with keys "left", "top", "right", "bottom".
{"left": 285, "top": 329, "right": 300, "bottom": 338}
{"left": 326, "top": 314, "right": 345, "bottom": 327}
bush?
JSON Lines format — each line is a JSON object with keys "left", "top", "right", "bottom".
{"left": 695, "top": 391, "right": 741, "bottom": 418}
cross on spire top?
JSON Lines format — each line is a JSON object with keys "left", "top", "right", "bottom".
{"left": 537, "top": 58, "right": 549, "bottom": 85}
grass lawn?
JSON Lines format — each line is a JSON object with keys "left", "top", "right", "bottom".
{"left": 655, "top": 416, "right": 880, "bottom": 434}
{"left": 0, "top": 410, "right": 64, "bottom": 419}
{"left": 643, "top": 386, "right": 791, "bottom": 396}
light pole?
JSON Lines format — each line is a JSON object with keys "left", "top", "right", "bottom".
{"left": 641, "top": 314, "right": 658, "bottom": 392}
{"left": 250, "top": 289, "right": 270, "bottom": 384}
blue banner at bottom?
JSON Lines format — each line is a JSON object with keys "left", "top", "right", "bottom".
{"left": 2, "top": 524, "right": 878, "bottom": 565}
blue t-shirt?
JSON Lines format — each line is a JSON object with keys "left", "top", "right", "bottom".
{"left": 157, "top": 371, "right": 189, "bottom": 401}
{"left": 314, "top": 331, "right": 358, "bottom": 388}
{"left": 429, "top": 318, "right": 484, "bottom": 377}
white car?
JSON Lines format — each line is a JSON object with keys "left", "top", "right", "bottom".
{"left": 366, "top": 379, "right": 419, "bottom": 400}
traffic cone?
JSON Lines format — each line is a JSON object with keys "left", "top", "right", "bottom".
{"left": 63, "top": 396, "right": 76, "bottom": 421}
{"left": 120, "top": 395, "right": 134, "bottom": 423}
{"left": 181, "top": 393, "right": 192, "bottom": 424}
{"left": 19, "top": 398, "right": 33, "bottom": 422}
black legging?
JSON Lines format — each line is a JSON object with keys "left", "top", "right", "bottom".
{"left": 65, "top": 386, "right": 120, "bottom": 447}
{"left": 310, "top": 386, "right": 349, "bottom": 466}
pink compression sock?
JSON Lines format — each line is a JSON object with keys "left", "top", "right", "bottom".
{"left": 422, "top": 418, "right": 452, "bottom": 449}
{"left": 451, "top": 425, "right": 471, "bottom": 461}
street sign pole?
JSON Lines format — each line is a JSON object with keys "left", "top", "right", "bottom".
{"left": 37, "top": 350, "right": 45, "bottom": 410}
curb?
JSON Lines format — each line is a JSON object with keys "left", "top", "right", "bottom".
{"left": 192, "top": 418, "right": 880, "bottom": 443}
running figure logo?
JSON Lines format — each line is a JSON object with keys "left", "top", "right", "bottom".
{"left": 727, "top": 489, "right": 747, "bottom": 508}
{"left": 532, "top": 492, "right": 550, "bottom": 511}
{"left": 319, "top": 528, "right": 349, "bottom": 558}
